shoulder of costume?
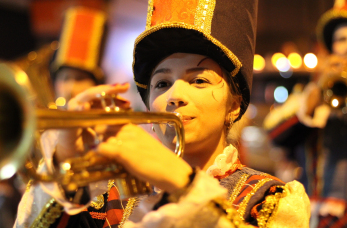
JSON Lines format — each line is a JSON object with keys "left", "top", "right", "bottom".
{"left": 220, "top": 167, "right": 285, "bottom": 222}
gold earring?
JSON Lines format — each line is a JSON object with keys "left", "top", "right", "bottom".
{"left": 152, "top": 126, "right": 155, "bottom": 132}
{"left": 226, "top": 114, "right": 234, "bottom": 130}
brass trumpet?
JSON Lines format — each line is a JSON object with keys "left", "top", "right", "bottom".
{"left": 321, "top": 70, "right": 347, "bottom": 111}
{"left": 0, "top": 62, "right": 185, "bottom": 199}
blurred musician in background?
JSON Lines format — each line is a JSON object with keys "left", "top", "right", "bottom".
{"left": 0, "top": 6, "right": 108, "bottom": 228}
{"left": 264, "top": 1, "right": 347, "bottom": 227}
{"left": 50, "top": 7, "right": 107, "bottom": 107}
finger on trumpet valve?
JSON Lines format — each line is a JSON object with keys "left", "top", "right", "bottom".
{"left": 94, "top": 92, "right": 123, "bottom": 111}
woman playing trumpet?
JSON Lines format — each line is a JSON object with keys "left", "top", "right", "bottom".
{"left": 15, "top": 0, "right": 310, "bottom": 227}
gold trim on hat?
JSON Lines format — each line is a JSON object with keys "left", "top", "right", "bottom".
{"left": 133, "top": 22, "right": 242, "bottom": 89}
{"left": 316, "top": 9, "right": 347, "bottom": 45}
{"left": 135, "top": 81, "right": 148, "bottom": 89}
{"left": 145, "top": 0, "right": 155, "bottom": 30}
{"left": 195, "top": 0, "right": 216, "bottom": 35}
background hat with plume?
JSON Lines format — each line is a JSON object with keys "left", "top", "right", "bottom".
{"left": 50, "top": 7, "right": 108, "bottom": 85}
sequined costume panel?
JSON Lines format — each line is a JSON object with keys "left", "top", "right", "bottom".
{"left": 220, "top": 167, "right": 285, "bottom": 225}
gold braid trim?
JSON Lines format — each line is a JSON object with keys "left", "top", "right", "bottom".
{"left": 107, "top": 179, "right": 139, "bottom": 228}
{"left": 214, "top": 198, "right": 247, "bottom": 228}
{"left": 88, "top": 180, "right": 114, "bottom": 210}
{"left": 257, "top": 186, "right": 286, "bottom": 228}
{"left": 195, "top": 0, "right": 216, "bottom": 35}
{"left": 30, "top": 198, "right": 63, "bottom": 228}
{"left": 228, "top": 174, "right": 250, "bottom": 206}
{"left": 145, "top": 0, "right": 155, "bottom": 30}
{"left": 225, "top": 205, "right": 246, "bottom": 228}
{"left": 135, "top": 81, "right": 148, "bottom": 89}
{"left": 134, "top": 22, "right": 241, "bottom": 73}
{"left": 107, "top": 179, "right": 115, "bottom": 193}
{"left": 119, "top": 197, "right": 138, "bottom": 228}
{"left": 237, "top": 178, "right": 273, "bottom": 220}
{"left": 90, "top": 194, "right": 105, "bottom": 210}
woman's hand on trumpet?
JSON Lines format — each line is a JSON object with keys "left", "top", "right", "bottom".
{"left": 55, "top": 83, "right": 192, "bottom": 193}
{"left": 55, "top": 83, "right": 131, "bottom": 164}
{"left": 96, "top": 124, "right": 192, "bottom": 193}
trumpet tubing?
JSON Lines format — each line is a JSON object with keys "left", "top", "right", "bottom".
{"left": 322, "top": 75, "right": 347, "bottom": 110}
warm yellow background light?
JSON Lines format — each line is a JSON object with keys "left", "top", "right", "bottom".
{"left": 254, "top": 54, "right": 265, "bottom": 71}
{"left": 271, "top": 53, "right": 286, "bottom": 68}
{"left": 288, "top": 53, "right": 302, "bottom": 69}
{"left": 55, "top": 97, "right": 66, "bottom": 107}
{"left": 15, "top": 71, "right": 29, "bottom": 85}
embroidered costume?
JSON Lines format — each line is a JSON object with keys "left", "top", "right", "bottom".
{"left": 15, "top": 143, "right": 310, "bottom": 228}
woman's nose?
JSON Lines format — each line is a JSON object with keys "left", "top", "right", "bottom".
{"left": 166, "top": 81, "right": 188, "bottom": 107}
{"left": 167, "top": 99, "right": 186, "bottom": 106}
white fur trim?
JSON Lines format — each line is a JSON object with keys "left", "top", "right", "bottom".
{"left": 206, "top": 144, "right": 238, "bottom": 177}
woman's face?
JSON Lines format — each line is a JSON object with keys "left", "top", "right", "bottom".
{"left": 149, "top": 53, "right": 235, "bottom": 153}
{"left": 332, "top": 24, "right": 347, "bottom": 57}
{"left": 55, "top": 68, "right": 96, "bottom": 101}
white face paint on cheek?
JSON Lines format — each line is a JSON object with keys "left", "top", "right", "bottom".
{"left": 149, "top": 90, "right": 165, "bottom": 112}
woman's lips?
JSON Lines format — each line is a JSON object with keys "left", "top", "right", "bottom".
{"left": 171, "top": 112, "right": 195, "bottom": 125}
{"left": 181, "top": 116, "right": 194, "bottom": 124}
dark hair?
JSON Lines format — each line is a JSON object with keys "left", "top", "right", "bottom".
{"left": 221, "top": 67, "right": 242, "bottom": 99}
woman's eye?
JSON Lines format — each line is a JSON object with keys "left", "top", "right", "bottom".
{"left": 155, "top": 81, "right": 169, "bottom": 88}
{"left": 192, "top": 78, "right": 209, "bottom": 85}
{"left": 335, "top": 36, "right": 347, "bottom": 43}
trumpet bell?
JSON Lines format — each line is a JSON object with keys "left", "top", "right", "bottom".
{"left": 320, "top": 57, "right": 347, "bottom": 111}
{"left": 0, "top": 63, "right": 36, "bottom": 180}
{"left": 322, "top": 75, "right": 347, "bottom": 110}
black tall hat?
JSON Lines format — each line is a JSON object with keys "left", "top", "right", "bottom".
{"left": 50, "top": 7, "right": 108, "bottom": 85}
{"left": 316, "top": 1, "right": 347, "bottom": 53}
{"left": 133, "top": 0, "right": 258, "bottom": 120}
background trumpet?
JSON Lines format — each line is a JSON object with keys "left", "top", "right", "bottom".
{"left": 320, "top": 57, "right": 347, "bottom": 112}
